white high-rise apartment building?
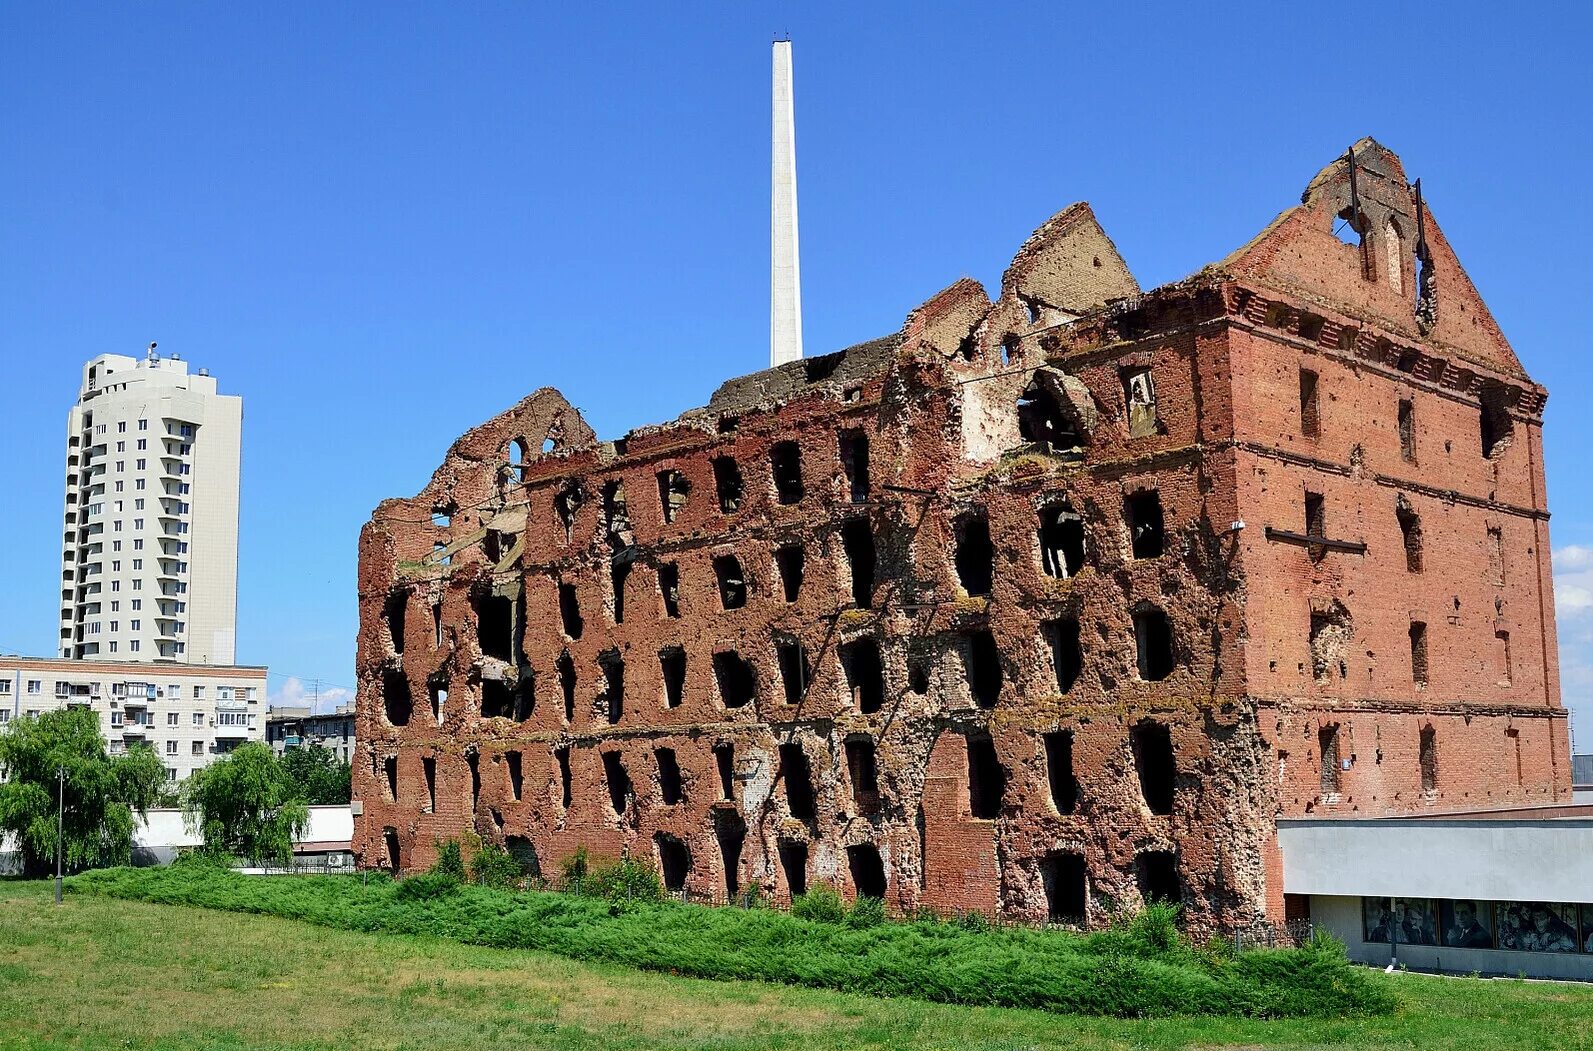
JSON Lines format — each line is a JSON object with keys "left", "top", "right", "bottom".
{"left": 59, "top": 349, "right": 241, "bottom": 665}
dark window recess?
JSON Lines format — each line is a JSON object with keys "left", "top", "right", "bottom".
{"left": 779, "top": 841, "right": 808, "bottom": 897}
{"left": 712, "top": 456, "right": 744, "bottom": 513}
{"left": 556, "top": 746, "right": 573, "bottom": 808}
{"left": 714, "top": 743, "right": 735, "bottom": 801}
{"left": 513, "top": 673, "right": 535, "bottom": 721}
{"left": 1304, "top": 491, "right": 1327, "bottom": 561}
{"left": 610, "top": 559, "right": 631, "bottom": 623}
{"left": 1017, "top": 379, "right": 1081, "bottom": 449}
{"left": 476, "top": 593, "right": 513, "bottom": 661}
{"left": 966, "top": 736, "right": 1006, "bottom": 819}
{"left": 775, "top": 638, "right": 810, "bottom": 705}
{"left": 840, "top": 519, "right": 875, "bottom": 607}
{"left": 770, "top": 442, "right": 805, "bottom": 503}
{"left": 845, "top": 737, "right": 880, "bottom": 815}
{"left": 659, "top": 647, "right": 687, "bottom": 708}
{"left": 1132, "top": 721, "right": 1176, "bottom": 815}
{"left": 383, "top": 756, "right": 398, "bottom": 802}
{"left": 964, "top": 629, "right": 1002, "bottom": 708}
{"left": 422, "top": 756, "right": 436, "bottom": 813}
{"left": 506, "top": 751, "right": 523, "bottom": 802}
{"left": 1397, "top": 498, "right": 1423, "bottom": 573}
{"left": 840, "top": 636, "right": 886, "bottom": 714}
{"left": 427, "top": 673, "right": 448, "bottom": 723}
{"left": 657, "top": 561, "right": 681, "bottom": 618}
{"left": 1044, "top": 730, "right": 1079, "bottom": 815}
{"left": 1319, "top": 724, "right": 1341, "bottom": 795}
{"left": 655, "top": 747, "right": 683, "bottom": 805}
{"left": 383, "top": 828, "right": 401, "bottom": 875}
{"left": 713, "top": 650, "right": 756, "bottom": 709}
{"left": 1133, "top": 607, "right": 1175, "bottom": 682}
{"left": 384, "top": 590, "right": 407, "bottom": 654}
{"left": 907, "top": 656, "right": 930, "bottom": 695}
{"left": 480, "top": 678, "right": 514, "bottom": 719}
{"left": 1038, "top": 505, "right": 1085, "bottom": 578}
{"left": 383, "top": 668, "right": 412, "bottom": 726}
{"left": 601, "top": 480, "right": 631, "bottom": 549}
{"left": 1135, "top": 851, "right": 1180, "bottom": 904}
{"left": 657, "top": 834, "right": 689, "bottom": 892}
{"left": 715, "top": 812, "right": 746, "bottom": 898}
{"left": 514, "top": 591, "right": 529, "bottom": 666}
{"left": 506, "top": 837, "right": 540, "bottom": 878}
{"left": 602, "top": 751, "right": 632, "bottom": 814}
{"left": 554, "top": 483, "right": 583, "bottom": 544}
{"left": 1480, "top": 385, "right": 1513, "bottom": 460}
{"left": 557, "top": 650, "right": 577, "bottom": 723}
{"left": 775, "top": 545, "right": 805, "bottom": 602}
{"left": 1410, "top": 621, "right": 1429, "bottom": 686}
{"left": 656, "top": 469, "right": 689, "bottom": 524}
{"left": 467, "top": 751, "right": 480, "bottom": 811}
{"left": 779, "top": 743, "right": 816, "bottom": 819}
{"left": 431, "top": 601, "right": 443, "bottom": 648}
{"left": 847, "top": 843, "right": 887, "bottom": 899}
{"left": 1042, "top": 618, "right": 1082, "bottom": 693}
{"left": 839, "top": 430, "right": 870, "bottom": 503}
{"left": 1419, "top": 726, "right": 1438, "bottom": 793}
{"left": 804, "top": 350, "right": 843, "bottom": 383}
{"left": 1299, "top": 368, "right": 1320, "bottom": 438}
{"left": 1125, "top": 491, "right": 1164, "bottom": 559}
{"left": 1398, "top": 398, "right": 1416, "bottom": 462}
{"left": 954, "top": 513, "right": 995, "bottom": 597}
{"left": 599, "top": 650, "right": 625, "bottom": 725}
{"left": 1042, "top": 852, "right": 1087, "bottom": 921}
{"left": 558, "top": 582, "right": 584, "bottom": 640}
{"left": 713, "top": 554, "right": 748, "bottom": 610}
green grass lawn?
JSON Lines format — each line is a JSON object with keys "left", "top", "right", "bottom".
{"left": 1, "top": 880, "right": 1591, "bottom": 1050}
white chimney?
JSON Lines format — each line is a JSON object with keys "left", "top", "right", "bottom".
{"left": 770, "top": 39, "right": 804, "bottom": 367}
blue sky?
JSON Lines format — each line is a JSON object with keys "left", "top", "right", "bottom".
{"left": 2, "top": 3, "right": 1589, "bottom": 743}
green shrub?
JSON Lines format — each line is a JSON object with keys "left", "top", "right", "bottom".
{"left": 66, "top": 866, "right": 1397, "bottom": 1020}
{"left": 845, "top": 895, "right": 886, "bottom": 928}
{"left": 559, "top": 845, "right": 591, "bottom": 882}
{"left": 431, "top": 840, "right": 466, "bottom": 881}
{"left": 469, "top": 840, "right": 525, "bottom": 890}
{"left": 952, "top": 909, "right": 989, "bottom": 932}
{"left": 588, "top": 855, "right": 663, "bottom": 904}
{"left": 790, "top": 883, "right": 845, "bottom": 924}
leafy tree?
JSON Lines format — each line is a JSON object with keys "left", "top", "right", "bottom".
{"left": 278, "top": 744, "right": 352, "bottom": 805}
{"left": 183, "top": 742, "right": 309, "bottom": 865}
{"left": 0, "top": 708, "right": 166, "bottom": 876}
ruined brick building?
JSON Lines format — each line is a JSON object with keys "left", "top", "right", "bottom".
{"left": 351, "top": 140, "right": 1568, "bottom": 933}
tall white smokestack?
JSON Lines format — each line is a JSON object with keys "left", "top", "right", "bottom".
{"left": 770, "top": 39, "right": 804, "bottom": 367}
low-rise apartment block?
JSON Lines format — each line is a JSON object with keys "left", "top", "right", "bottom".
{"left": 266, "top": 703, "right": 355, "bottom": 761}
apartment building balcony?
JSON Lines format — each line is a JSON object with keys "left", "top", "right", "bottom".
{"left": 212, "top": 720, "right": 252, "bottom": 739}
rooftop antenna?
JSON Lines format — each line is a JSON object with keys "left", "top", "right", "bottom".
{"left": 146, "top": 341, "right": 158, "bottom": 361}
{"left": 770, "top": 38, "right": 804, "bottom": 367}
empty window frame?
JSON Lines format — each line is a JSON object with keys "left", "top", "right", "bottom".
{"left": 715, "top": 812, "right": 745, "bottom": 899}
{"left": 1304, "top": 491, "right": 1326, "bottom": 562}
{"left": 1038, "top": 504, "right": 1085, "bottom": 578}
{"left": 656, "top": 469, "right": 688, "bottom": 524}
{"left": 655, "top": 747, "right": 683, "bottom": 805}
{"left": 779, "top": 841, "right": 808, "bottom": 897}
{"left": 480, "top": 677, "right": 515, "bottom": 720}
{"left": 774, "top": 544, "right": 805, "bottom": 602}
{"left": 659, "top": 646, "right": 687, "bottom": 708}
{"left": 556, "top": 746, "right": 573, "bottom": 808}
{"left": 1299, "top": 368, "right": 1320, "bottom": 438}
{"left": 778, "top": 743, "right": 816, "bottom": 819}
{"left": 1123, "top": 367, "right": 1157, "bottom": 438}
{"left": 1496, "top": 629, "right": 1513, "bottom": 686}
{"left": 1125, "top": 491, "right": 1164, "bottom": 559}
{"left": 775, "top": 638, "right": 810, "bottom": 705}
{"left": 467, "top": 750, "right": 480, "bottom": 812}
{"left": 713, "top": 554, "right": 748, "bottom": 610}
{"left": 1042, "top": 617, "right": 1082, "bottom": 693}
{"left": 383, "top": 668, "right": 413, "bottom": 726}
{"left": 427, "top": 673, "right": 448, "bottom": 723}
{"left": 657, "top": 561, "right": 682, "bottom": 617}
{"left": 1042, "top": 852, "right": 1087, "bottom": 921}
{"left": 845, "top": 737, "right": 881, "bottom": 815}
{"left": 1409, "top": 621, "right": 1429, "bottom": 687}
{"left": 839, "top": 430, "right": 870, "bottom": 503}
{"left": 383, "top": 756, "right": 398, "bottom": 802}
{"left": 421, "top": 756, "right": 436, "bottom": 813}
{"left": 610, "top": 558, "right": 631, "bottom": 623}
{"left": 714, "top": 743, "right": 735, "bottom": 801}
{"left": 1017, "top": 380, "right": 1081, "bottom": 449}
{"left": 963, "top": 629, "right": 1002, "bottom": 708}
{"left": 384, "top": 590, "right": 406, "bottom": 655}
{"left": 1480, "top": 385, "right": 1513, "bottom": 459}
{"left": 557, "top": 650, "right": 577, "bottom": 723}
{"left": 656, "top": 834, "right": 689, "bottom": 892}
{"left": 847, "top": 844, "right": 887, "bottom": 899}
{"left": 1044, "top": 730, "right": 1079, "bottom": 815}
{"left": 602, "top": 750, "right": 632, "bottom": 815}
{"left": 840, "top": 519, "right": 875, "bottom": 607}
{"left": 1133, "top": 607, "right": 1174, "bottom": 682}
{"left": 713, "top": 650, "right": 756, "bottom": 708}
{"left": 770, "top": 442, "right": 804, "bottom": 504}
{"left": 712, "top": 456, "right": 744, "bottom": 513}
{"left": 1396, "top": 498, "right": 1423, "bottom": 572}
{"left": 505, "top": 751, "right": 523, "bottom": 802}
{"left": 1135, "top": 850, "right": 1180, "bottom": 904}
{"left": 554, "top": 483, "right": 583, "bottom": 544}
{"left": 840, "top": 636, "right": 885, "bottom": 713}
{"left": 558, "top": 582, "right": 584, "bottom": 640}
{"left": 476, "top": 593, "right": 514, "bottom": 661}
{"left": 1131, "top": 721, "right": 1176, "bottom": 815}
{"left": 599, "top": 650, "right": 625, "bottom": 724}
{"left": 954, "top": 512, "right": 994, "bottom": 597}
{"left": 1398, "top": 398, "right": 1416, "bottom": 462}
{"left": 1419, "top": 726, "right": 1438, "bottom": 794}
{"left": 966, "top": 735, "right": 1005, "bottom": 819}
{"left": 1319, "top": 724, "right": 1342, "bottom": 796}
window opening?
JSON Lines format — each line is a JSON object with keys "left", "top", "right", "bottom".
{"left": 1304, "top": 491, "right": 1326, "bottom": 562}
{"left": 383, "top": 668, "right": 412, "bottom": 726}
{"left": 966, "top": 735, "right": 1005, "bottom": 819}
{"left": 715, "top": 812, "right": 746, "bottom": 898}
{"left": 1398, "top": 398, "right": 1416, "bottom": 462}
{"left": 602, "top": 751, "right": 632, "bottom": 814}
{"left": 1042, "top": 617, "right": 1082, "bottom": 693}
{"left": 476, "top": 593, "right": 513, "bottom": 661}
{"left": 713, "top": 650, "right": 756, "bottom": 709}
{"left": 1397, "top": 497, "right": 1423, "bottom": 572}
{"left": 599, "top": 650, "right": 624, "bottom": 725}
{"left": 427, "top": 673, "right": 448, "bottom": 723}
{"left": 1299, "top": 368, "right": 1320, "bottom": 438}
{"left": 1480, "top": 385, "right": 1513, "bottom": 459}
{"left": 384, "top": 591, "right": 407, "bottom": 655}
{"left": 1038, "top": 504, "right": 1085, "bottom": 577}
{"left": 1133, "top": 606, "right": 1174, "bottom": 682}
{"left": 610, "top": 558, "right": 631, "bottom": 623}
{"left": 1123, "top": 368, "right": 1157, "bottom": 438}
{"left": 778, "top": 743, "right": 815, "bottom": 819}
{"left": 1044, "top": 730, "right": 1079, "bottom": 814}
{"left": 712, "top": 456, "right": 744, "bottom": 513}
{"left": 557, "top": 650, "right": 577, "bottom": 723}
{"left": 1017, "top": 378, "right": 1080, "bottom": 450}
{"left": 839, "top": 430, "right": 870, "bottom": 503}
{"left": 556, "top": 746, "right": 573, "bottom": 808}
{"left": 1309, "top": 601, "right": 1352, "bottom": 685}
{"left": 713, "top": 554, "right": 748, "bottom": 610}
{"left": 847, "top": 844, "right": 886, "bottom": 899}
{"left": 655, "top": 747, "right": 683, "bottom": 805}
{"left": 845, "top": 737, "right": 880, "bottom": 815}
{"left": 383, "top": 756, "right": 398, "bottom": 802}
{"left": 714, "top": 743, "right": 735, "bottom": 801}
{"left": 554, "top": 483, "right": 583, "bottom": 544}
{"left": 954, "top": 512, "right": 994, "bottom": 597}
{"left": 1488, "top": 525, "right": 1505, "bottom": 586}
{"left": 659, "top": 647, "right": 687, "bottom": 708}
{"left": 1135, "top": 850, "right": 1180, "bottom": 904}
{"left": 1131, "top": 721, "right": 1176, "bottom": 815}
{"left": 779, "top": 841, "right": 808, "bottom": 897}
{"left": 558, "top": 582, "right": 584, "bottom": 640}
{"left": 840, "top": 519, "right": 875, "bottom": 607}
{"left": 601, "top": 480, "right": 630, "bottom": 550}
{"left": 1042, "top": 852, "right": 1087, "bottom": 921}
{"left": 657, "top": 561, "right": 681, "bottom": 617}
{"left": 431, "top": 600, "right": 443, "bottom": 648}
{"left": 506, "top": 751, "right": 523, "bottom": 801}
{"left": 776, "top": 638, "right": 809, "bottom": 705}
{"left": 656, "top": 469, "right": 689, "bottom": 524}
{"left": 1125, "top": 491, "right": 1164, "bottom": 559}
{"left": 775, "top": 544, "right": 805, "bottom": 602}
{"left": 964, "top": 629, "right": 1002, "bottom": 708}
{"left": 1497, "top": 629, "right": 1512, "bottom": 686}
{"left": 656, "top": 834, "right": 689, "bottom": 892}
{"left": 1319, "top": 724, "right": 1342, "bottom": 795}
{"left": 480, "top": 677, "right": 514, "bottom": 719}
{"left": 1409, "top": 621, "right": 1429, "bottom": 687}
{"left": 1419, "top": 726, "right": 1437, "bottom": 794}
{"left": 383, "top": 828, "right": 401, "bottom": 875}
{"left": 467, "top": 750, "right": 480, "bottom": 812}
{"left": 771, "top": 442, "right": 804, "bottom": 504}
{"left": 840, "top": 636, "right": 885, "bottom": 714}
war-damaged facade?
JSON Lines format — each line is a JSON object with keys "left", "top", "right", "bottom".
{"left": 351, "top": 141, "right": 1568, "bottom": 934}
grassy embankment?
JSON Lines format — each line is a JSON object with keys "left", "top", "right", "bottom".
{"left": 4, "top": 879, "right": 1593, "bottom": 1050}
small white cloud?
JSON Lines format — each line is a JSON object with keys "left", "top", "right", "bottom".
{"left": 1552, "top": 546, "right": 1593, "bottom": 620}
{"left": 268, "top": 676, "right": 353, "bottom": 714}
{"left": 1553, "top": 545, "right": 1593, "bottom": 571}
